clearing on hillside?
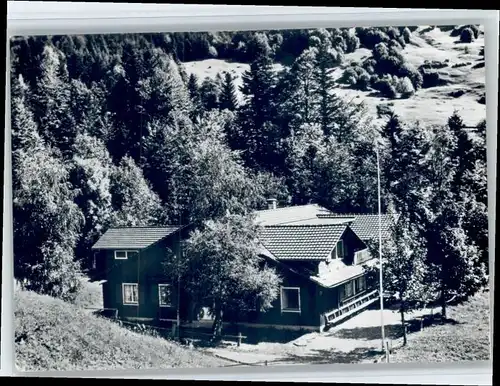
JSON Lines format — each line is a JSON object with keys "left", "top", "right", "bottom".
{"left": 183, "top": 25, "right": 485, "bottom": 128}
{"left": 14, "top": 289, "right": 229, "bottom": 371}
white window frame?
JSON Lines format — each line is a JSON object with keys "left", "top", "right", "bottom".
{"left": 114, "top": 250, "right": 139, "bottom": 260}
{"left": 122, "top": 283, "right": 139, "bottom": 305}
{"left": 158, "top": 284, "right": 172, "bottom": 307}
{"left": 280, "top": 286, "right": 301, "bottom": 313}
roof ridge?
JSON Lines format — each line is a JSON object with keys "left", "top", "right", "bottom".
{"left": 106, "top": 225, "right": 182, "bottom": 229}
{"left": 254, "top": 203, "right": 324, "bottom": 214}
{"left": 262, "top": 223, "right": 347, "bottom": 228}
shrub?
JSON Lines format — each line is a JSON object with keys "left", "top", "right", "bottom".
{"left": 356, "top": 27, "right": 390, "bottom": 49}
{"left": 208, "top": 45, "right": 218, "bottom": 58}
{"left": 460, "top": 28, "right": 475, "bottom": 43}
{"left": 421, "top": 70, "right": 442, "bottom": 88}
{"left": 362, "top": 58, "right": 377, "bottom": 74}
{"left": 357, "top": 72, "right": 371, "bottom": 91}
{"left": 478, "top": 95, "right": 485, "bottom": 105}
{"left": 388, "top": 39, "right": 404, "bottom": 51}
{"left": 342, "top": 29, "right": 360, "bottom": 53}
{"left": 402, "top": 27, "right": 412, "bottom": 43}
{"left": 339, "top": 67, "right": 358, "bottom": 86}
{"left": 452, "top": 25, "right": 480, "bottom": 39}
{"left": 395, "top": 76, "right": 415, "bottom": 98}
{"left": 373, "top": 76, "right": 397, "bottom": 99}
{"left": 339, "top": 66, "right": 371, "bottom": 91}
{"left": 448, "top": 89, "right": 466, "bottom": 98}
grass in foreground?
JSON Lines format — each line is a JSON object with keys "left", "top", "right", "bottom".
{"left": 15, "top": 289, "right": 229, "bottom": 371}
{"left": 389, "top": 289, "right": 491, "bottom": 363}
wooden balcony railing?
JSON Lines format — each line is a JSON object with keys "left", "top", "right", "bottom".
{"left": 324, "top": 289, "right": 379, "bottom": 325}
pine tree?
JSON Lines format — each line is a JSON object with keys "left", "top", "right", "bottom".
{"left": 219, "top": 72, "right": 238, "bottom": 111}
{"left": 367, "top": 209, "right": 434, "bottom": 346}
{"left": 199, "top": 77, "right": 221, "bottom": 111}
{"left": 421, "top": 124, "right": 487, "bottom": 318}
{"left": 187, "top": 73, "right": 203, "bottom": 120}
{"left": 239, "top": 53, "right": 282, "bottom": 171}
{"left": 33, "top": 44, "right": 77, "bottom": 157}
{"left": 139, "top": 49, "right": 192, "bottom": 124}
{"left": 110, "top": 156, "right": 165, "bottom": 227}
{"left": 70, "top": 133, "right": 114, "bottom": 270}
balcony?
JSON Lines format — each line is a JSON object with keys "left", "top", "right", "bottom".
{"left": 353, "top": 248, "right": 371, "bottom": 265}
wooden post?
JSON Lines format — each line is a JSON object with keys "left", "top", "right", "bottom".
{"left": 171, "top": 322, "right": 177, "bottom": 339}
{"left": 386, "top": 341, "right": 391, "bottom": 363}
{"left": 237, "top": 332, "right": 242, "bottom": 347}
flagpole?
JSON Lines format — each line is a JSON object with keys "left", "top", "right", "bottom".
{"left": 376, "top": 140, "right": 386, "bottom": 354}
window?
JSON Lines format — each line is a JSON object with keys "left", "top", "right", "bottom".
{"left": 344, "top": 280, "right": 355, "bottom": 298}
{"left": 355, "top": 276, "right": 366, "bottom": 292}
{"left": 336, "top": 240, "right": 345, "bottom": 259}
{"left": 122, "top": 283, "right": 139, "bottom": 305}
{"left": 114, "top": 250, "right": 139, "bottom": 260}
{"left": 158, "top": 284, "right": 172, "bottom": 307}
{"left": 281, "top": 287, "right": 301, "bottom": 312}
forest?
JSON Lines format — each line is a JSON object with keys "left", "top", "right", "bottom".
{"left": 10, "top": 26, "right": 488, "bottom": 332}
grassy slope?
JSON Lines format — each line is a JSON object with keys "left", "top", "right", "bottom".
{"left": 389, "top": 290, "right": 491, "bottom": 363}
{"left": 15, "top": 288, "right": 229, "bottom": 371}
{"left": 183, "top": 26, "right": 485, "bottom": 128}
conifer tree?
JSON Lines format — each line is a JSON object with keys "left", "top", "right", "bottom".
{"left": 239, "top": 52, "right": 281, "bottom": 171}
{"left": 219, "top": 72, "right": 239, "bottom": 111}
{"left": 70, "top": 133, "right": 114, "bottom": 270}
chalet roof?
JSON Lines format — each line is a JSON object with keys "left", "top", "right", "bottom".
{"left": 254, "top": 204, "right": 331, "bottom": 226}
{"left": 91, "top": 226, "right": 182, "bottom": 250}
{"left": 317, "top": 213, "right": 392, "bottom": 241}
{"left": 259, "top": 224, "right": 347, "bottom": 261}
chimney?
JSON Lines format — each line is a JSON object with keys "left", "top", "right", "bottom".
{"left": 267, "top": 198, "right": 277, "bottom": 210}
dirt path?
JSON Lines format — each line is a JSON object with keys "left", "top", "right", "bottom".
{"left": 206, "top": 307, "right": 434, "bottom": 366}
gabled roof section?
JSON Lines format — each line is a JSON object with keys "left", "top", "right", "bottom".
{"left": 91, "top": 226, "right": 182, "bottom": 250}
{"left": 259, "top": 224, "right": 347, "bottom": 261}
{"left": 317, "top": 213, "right": 392, "bottom": 241}
{"left": 254, "top": 204, "right": 331, "bottom": 226}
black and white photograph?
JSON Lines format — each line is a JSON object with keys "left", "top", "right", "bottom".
{"left": 9, "top": 23, "right": 490, "bottom": 371}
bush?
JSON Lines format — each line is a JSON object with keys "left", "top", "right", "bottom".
{"left": 452, "top": 25, "right": 480, "bottom": 40}
{"left": 342, "top": 29, "right": 360, "bottom": 53}
{"left": 373, "top": 76, "right": 397, "bottom": 99}
{"left": 356, "top": 27, "right": 390, "bottom": 49}
{"left": 208, "top": 45, "right": 218, "bottom": 58}
{"left": 395, "top": 76, "right": 415, "bottom": 98}
{"left": 460, "top": 28, "right": 475, "bottom": 43}
{"left": 421, "top": 70, "right": 442, "bottom": 88}
{"left": 402, "top": 27, "right": 412, "bottom": 43}
{"left": 478, "top": 95, "right": 485, "bottom": 105}
{"left": 339, "top": 66, "right": 371, "bottom": 91}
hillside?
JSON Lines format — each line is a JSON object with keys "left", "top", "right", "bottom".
{"left": 389, "top": 289, "right": 491, "bottom": 363}
{"left": 183, "top": 25, "right": 485, "bottom": 128}
{"left": 14, "top": 289, "right": 229, "bottom": 371}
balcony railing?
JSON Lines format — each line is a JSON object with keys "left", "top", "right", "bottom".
{"left": 324, "top": 289, "right": 379, "bottom": 325}
{"left": 353, "top": 248, "right": 371, "bottom": 265}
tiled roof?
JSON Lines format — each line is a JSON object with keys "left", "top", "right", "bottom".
{"left": 254, "top": 204, "right": 331, "bottom": 226}
{"left": 91, "top": 226, "right": 182, "bottom": 250}
{"left": 259, "top": 224, "right": 347, "bottom": 261}
{"left": 317, "top": 213, "right": 392, "bottom": 241}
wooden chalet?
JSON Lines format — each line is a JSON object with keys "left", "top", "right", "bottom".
{"left": 90, "top": 200, "right": 390, "bottom": 334}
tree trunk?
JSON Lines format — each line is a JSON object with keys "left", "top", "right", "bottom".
{"left": 440, "top": 287, "right": 447, "bottom": 321}
{"left": 211, "top": 303, "right": 223, "bottom": 343}
{"left": 400, "top": 307, "right": 407, "bottom": 346}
